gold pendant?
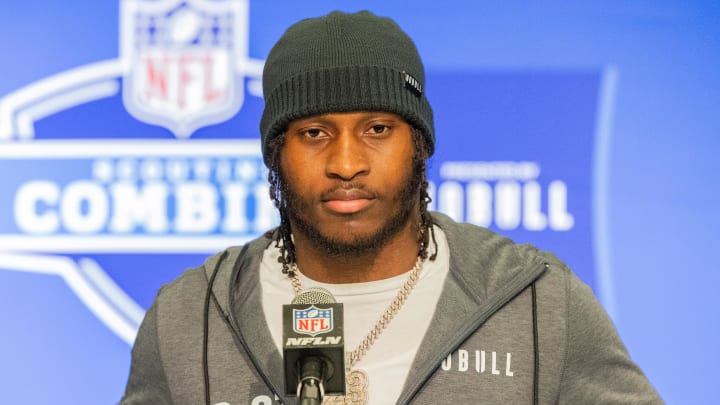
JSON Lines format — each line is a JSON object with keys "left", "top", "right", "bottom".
{"left": 323, "top": 369, "right": 368, "bottom": 405}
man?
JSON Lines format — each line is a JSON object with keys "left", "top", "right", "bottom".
{"left": 121, "top": 10, "right": 663, "bottom": 405}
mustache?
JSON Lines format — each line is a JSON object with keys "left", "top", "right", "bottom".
{"left": 319, "top": 181, "right": 379, "bottom": 201}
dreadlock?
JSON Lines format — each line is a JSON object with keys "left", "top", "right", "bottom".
{"left": 266, "top": 126, "right": 437, "bottom": 274}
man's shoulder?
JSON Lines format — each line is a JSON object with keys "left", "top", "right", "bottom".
{"left": 431, "top": 211, "right": 573, "bottom": 292}
{"left": 431, "top": 211, "right": 547, "bottom": 266}
{"left": 154, "top": 231, "right": 275, "bottom": 305}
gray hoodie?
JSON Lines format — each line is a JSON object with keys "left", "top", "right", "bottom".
{"left": 121, "top": 212, "right": 663, "bottom": 404}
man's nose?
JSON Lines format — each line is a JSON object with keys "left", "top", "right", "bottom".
{"left": 325, "top": 131, "right": 370, "bottom": 181}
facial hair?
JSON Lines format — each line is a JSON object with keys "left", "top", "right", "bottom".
{"left": 279, "top": 165, "right": 421, "bottom": 258}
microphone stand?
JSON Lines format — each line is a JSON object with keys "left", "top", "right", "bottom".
{"left": 297, "top": 356, "right": 326, "bottom": 405}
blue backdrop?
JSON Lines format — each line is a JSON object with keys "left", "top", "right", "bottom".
{"left": 0, "top": 1, "right": 718, "bottom": 404}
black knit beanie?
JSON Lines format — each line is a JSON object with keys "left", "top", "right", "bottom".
{"left": 260, "top": 10, "right": 435, "bottom": 166}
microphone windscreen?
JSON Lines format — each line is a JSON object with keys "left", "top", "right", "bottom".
{"left": 292, "top": 287, "right": 336, "bottom": 305}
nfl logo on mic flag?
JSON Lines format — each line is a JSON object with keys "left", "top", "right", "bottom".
{"left": 293, "top": 305, "right": 333, "bottom": 337}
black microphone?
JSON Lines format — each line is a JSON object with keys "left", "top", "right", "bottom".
{"left": 283, "top": 287, "right": 345, "bottom": 404}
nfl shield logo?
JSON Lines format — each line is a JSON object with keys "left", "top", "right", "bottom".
{"left": 293, "top": 306, "right": 334, "bottom": 337}
{"left": 120, "top": 0, "right": 249, "bottom": 137}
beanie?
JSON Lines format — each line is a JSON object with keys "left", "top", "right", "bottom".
{"left": 260, "top": 10, "right": 435, "bottom": 166}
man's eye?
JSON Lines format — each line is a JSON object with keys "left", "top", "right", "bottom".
{"left": 369, "top": 125, "right": 389, "bottom": 134}
{"left": 304, "top": 129, "right": 322, "bottom": 138}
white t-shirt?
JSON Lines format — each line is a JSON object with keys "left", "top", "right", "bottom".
{"left": 260, "top": 226, "right": 450, "bottom": 404}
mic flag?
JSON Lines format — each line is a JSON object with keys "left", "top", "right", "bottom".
{"left": 283, "top": 287, "right": 346, "bottom": 398}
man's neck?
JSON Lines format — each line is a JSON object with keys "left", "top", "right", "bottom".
{"left": 291, "top": 220, "right": 421, "bottom": 284}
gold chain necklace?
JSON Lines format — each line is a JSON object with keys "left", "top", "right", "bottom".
{"left": 288, "top": 256, "right": 424, "bottom": 405}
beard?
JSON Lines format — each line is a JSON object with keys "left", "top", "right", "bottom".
{"left": 279, "top": 166, "right": 421, "bottom": 258}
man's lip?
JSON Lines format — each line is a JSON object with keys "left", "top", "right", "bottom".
{"left": 321, "top": 188, "right": 376, "bottom": 214}
{"left": 321, "top": 188, "right": 376, "bottom": 201}
{"left": 323, "top": 199, "right": 373, "bottom": 214}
